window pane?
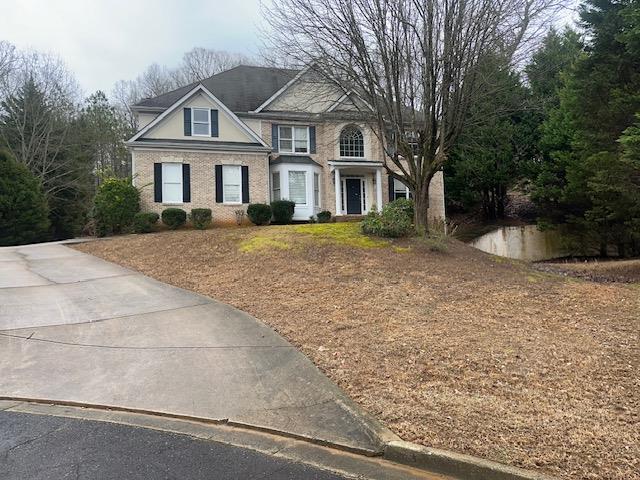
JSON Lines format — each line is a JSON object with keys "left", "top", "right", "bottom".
{"left": 272, "top": 172, "right": 280, "bottom": 189}
{"left": 279, "top": 126, "right": 292, "bottom": 140}
{"left": 288, "top": 171, "right": 306, "bottom": 204}
{"left": 394, "top": 178, "right": 406, "bottom": 192}
{"left": 279, "top": 139, "right": 293, "bottom": 152}
{"left": 164, "top": 183, "right": 182, "bottom": 203}
{"left": 224, "top": 185, "right": 241, "bottom": 203}
{"left": 163, "top": 163, "right": 181, "bottom": 182}
{"left": 339, "top": 126, "right": 364, "bottom": 157}
{"left": 193, "top": 108, "right": 209, "bottom": 122}
{"left": 223, "top": 165, "right": 241, "bottom": 203}
{"left": 313, "top": 173, "right": 319, "bottom": 206}
{"left": 294, "top": 127, "right": 308, "bottom": 140}
{"left": 294, "top": 139, "right": 308, "bottom": 153}
{"left": 193, "top": 123, "right": 209, "bottom": 135}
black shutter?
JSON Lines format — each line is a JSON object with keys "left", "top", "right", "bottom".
{"left": 211, "top": 110, "right": 219, "bottom": 137}
{"left": 309, "top": 126, "right": 316, "bottom": 154}
{"left": 388, "top": 174, "right": 395, "bottom": 202}
{"left": 215, "top": 165, "right": 223, "bottom": 203}
{"left": 183, "top": 108, "right": 192, "bottom": 136}
{"left": 271, "top": 123, "right": 279, "bottom": 151}
{"left": 182, "top": 164, "right": 191, "bottom": 203}
{"left": 241, "top": 166, "right": 249, "bottom": 203}
{"left": 154, "top": 163, "right": 162, "bottom": 202}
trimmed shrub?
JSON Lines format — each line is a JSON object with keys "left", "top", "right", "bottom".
{"left": 190, "top": 208, "right": 212, "bottom": 229}
{"left": 93, "top": 177, "right": 140, "bottom": 237}
{"left": 133, "top": 212, "right": 159, "bottom": 234}
{"left": 271, "top": 200, "right": 296, "bottom": 224}
{"left": 361, "top": 199, "right": 415, "bottom": 238}
{"left": 247, "top": 203, "right": 272, "bottom": 225}
{"left": 0, "top": 150, "right": 50, "bottom": 246}
{"left": 162, "top": 208, "right": 187, "bottom": 229}
{"left": 316, "top": 211, "right": 332, "bottom": 223}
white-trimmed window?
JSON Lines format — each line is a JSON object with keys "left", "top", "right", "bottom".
{"left": 162, "top": 163, "right": 183, "bottom": 203}
{"left": 279, "top": 126, "right": 309, "bottom": 154}
{"left": 192, "top": 108, "right": 210, "bottom": 136}
{"left": 223, "top": 165, "right": 242, "bottom": 203}
{"left": 393, "top": 178, "right": 411, "bottom": 200}
{"left": 272, "top": 172, "right": 281, "bottom": 201}
{"left": 288, "top": 171, "right": 307, "bottom": 204}
{"left": 313, "top": 173, "right": 320, "bottom": 207}
{"left": 339, "top": 126, "right": 364, "bottom": 158}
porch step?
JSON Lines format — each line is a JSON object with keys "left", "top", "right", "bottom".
{"left": 335, "top": 215, "right": 366, "bottom": 222}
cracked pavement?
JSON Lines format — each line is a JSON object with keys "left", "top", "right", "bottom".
{"left": 0, "top": 242, "right": 392, "bottom": 454}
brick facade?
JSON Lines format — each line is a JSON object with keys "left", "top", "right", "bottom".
{"left": 132, "top": 149, "right": 269, "bottom": 225}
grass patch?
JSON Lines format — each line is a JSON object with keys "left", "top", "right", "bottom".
{"left": 239, "top": 233, "right": 290, "bottom": 253}
{"left": 293, "top": 222, "right": 389, "bottom": 249}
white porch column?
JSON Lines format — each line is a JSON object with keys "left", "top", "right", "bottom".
{"left": 334, "top": 168, "right": 342, "bottom": 215}
{"left": 375, "top": 168, "right": 383, "bottom": 212}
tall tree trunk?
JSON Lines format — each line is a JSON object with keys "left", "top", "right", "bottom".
{"left": 413, "top": 179, "right": 431, "bottom": 235}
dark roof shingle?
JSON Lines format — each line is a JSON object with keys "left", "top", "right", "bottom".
{"left": 133, "top": 65, "right": 299, "bottom": 113}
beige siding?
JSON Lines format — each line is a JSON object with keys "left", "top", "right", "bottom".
{"left": 266, "top": 71, "right": 343, "bottom": 113}
{"left": 143, "top": 91, "right": 257, "bottom": 144}
{"left": 133, "top": 148, "right": 269, "bottom": 225}
{"left": 136, "top": 112, "right": 158, "bottom": 129}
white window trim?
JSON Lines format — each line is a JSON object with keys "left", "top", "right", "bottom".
{"left": 222, "top": 165, "right": 242, "bottom": 204}
{"left": 279, "top": 125, "right": 310, "bottom": 155}
{"left": 162, "top": 162, "right": 183, "bottom": 204}
{"left": 191, "top": 107, "right": 211, "bottom": 137}
{"left": 288, "top": 170, "right": 308, "bottom": 205}
{"left": 339, "top": 127, "right": 365, "bottom": 159}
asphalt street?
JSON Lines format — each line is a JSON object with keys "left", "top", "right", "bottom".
{"left": 0, "top": 410, "right": 349, "bottom": 480}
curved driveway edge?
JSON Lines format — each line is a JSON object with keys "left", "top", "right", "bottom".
{"left": 0, "top": 242, "right": 396, "bottom": 455}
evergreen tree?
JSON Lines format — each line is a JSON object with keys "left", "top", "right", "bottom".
{"left": 532, "top": 0, "right": 640, "bottom": 255}
{"left": 0, "top": 150, "right": 50, "bottom": 246}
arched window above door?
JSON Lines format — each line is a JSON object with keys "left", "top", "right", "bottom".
{"left": 339, "top": 126, "right": 364, "bottom": 158}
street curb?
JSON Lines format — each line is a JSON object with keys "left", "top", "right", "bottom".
{"left": 383, "top": 440, "right": 557, "bottom": 480}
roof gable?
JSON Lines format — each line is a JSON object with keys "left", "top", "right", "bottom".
{"left": 129, "top": 84, "right": 267, "bottom": 147}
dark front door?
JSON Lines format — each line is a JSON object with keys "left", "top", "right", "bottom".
{"left": 345, "top": 178, "right": 362, "bottom": 214}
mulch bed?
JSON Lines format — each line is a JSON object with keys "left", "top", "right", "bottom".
{"left": 74, "top": 227, "right": 640, "bottom": 480}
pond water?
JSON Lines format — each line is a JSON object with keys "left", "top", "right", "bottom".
{"left": 470, "top": 225, "right": 569, "bottom": 262}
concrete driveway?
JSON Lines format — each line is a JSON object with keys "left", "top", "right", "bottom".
{"left": 0, "top": 242, "right": 393, "bottom": 454}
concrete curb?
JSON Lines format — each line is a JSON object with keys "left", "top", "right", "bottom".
{"left": 384, "top": 440, "right": 557, "bottom": 480}
{"left": 1, "top": 396, "right": 557, "bottom": 480}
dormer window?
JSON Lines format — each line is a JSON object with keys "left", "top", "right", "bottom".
{"left": 339, "top": 126, "right": 364, "bottom": 158}
{"left": 192, "top": 108, "right": 210, "bottom": 136}
{"left": 279, "top": 126, "right": 309, "bottom": 154}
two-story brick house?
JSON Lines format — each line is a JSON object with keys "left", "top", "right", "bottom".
{"left": 127, "top": 65, "right": 445, "bottom": 224}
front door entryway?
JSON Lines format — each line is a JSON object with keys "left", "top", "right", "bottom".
{"left": 345, "top": 178, "right": 363, "bottom": 214}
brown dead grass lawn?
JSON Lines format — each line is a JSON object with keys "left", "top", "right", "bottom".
{"left": 74, "top": 226, "right": 640, "bottom": 480}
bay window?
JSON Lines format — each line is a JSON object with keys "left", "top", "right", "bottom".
{"left": 288, "top": 171, "right": 307, "bottom": 204}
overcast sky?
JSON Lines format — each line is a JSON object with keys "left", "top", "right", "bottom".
{"left": 1, "top": 0, "right": 265, "bottom": 95}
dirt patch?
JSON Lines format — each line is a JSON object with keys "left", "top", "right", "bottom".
{"left": 74, "top": 225, "right": 640, "bottom": 480}
{"left": 536, "top": 258, "right": 640, "bottom": 284}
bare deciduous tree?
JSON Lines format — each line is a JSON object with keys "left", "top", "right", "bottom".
{"left": 175, "top": 47, "right": 252, "bottom": 83}
{"left": 265, "top": 0, "right": 566, "bottom": 232}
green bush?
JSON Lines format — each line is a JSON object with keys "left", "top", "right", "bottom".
{"left": 133, "top": 212, "right": 159, "bottom": 234}
{"left": 316, "top": 211, "right": 332, "bottom": 223}
{"left": 93, "top": 177, "right": 140, "bottom": 237}
{"left": 190, "top": 208, "right": 212, "bottom": 229}
{"left": 247, "top": 203, "right": 272, "bottom": 225}
{"left": 271, "top": 200, "right": 296, "bottom": 224}
{"left": 361, "top": 199, "right": 415, "bottom": 238}
{"left": 0, "top": 150, "right": 50, "bottom": 246}
{"left": 161, "top": 208, "right": 187, "bottom": 229}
